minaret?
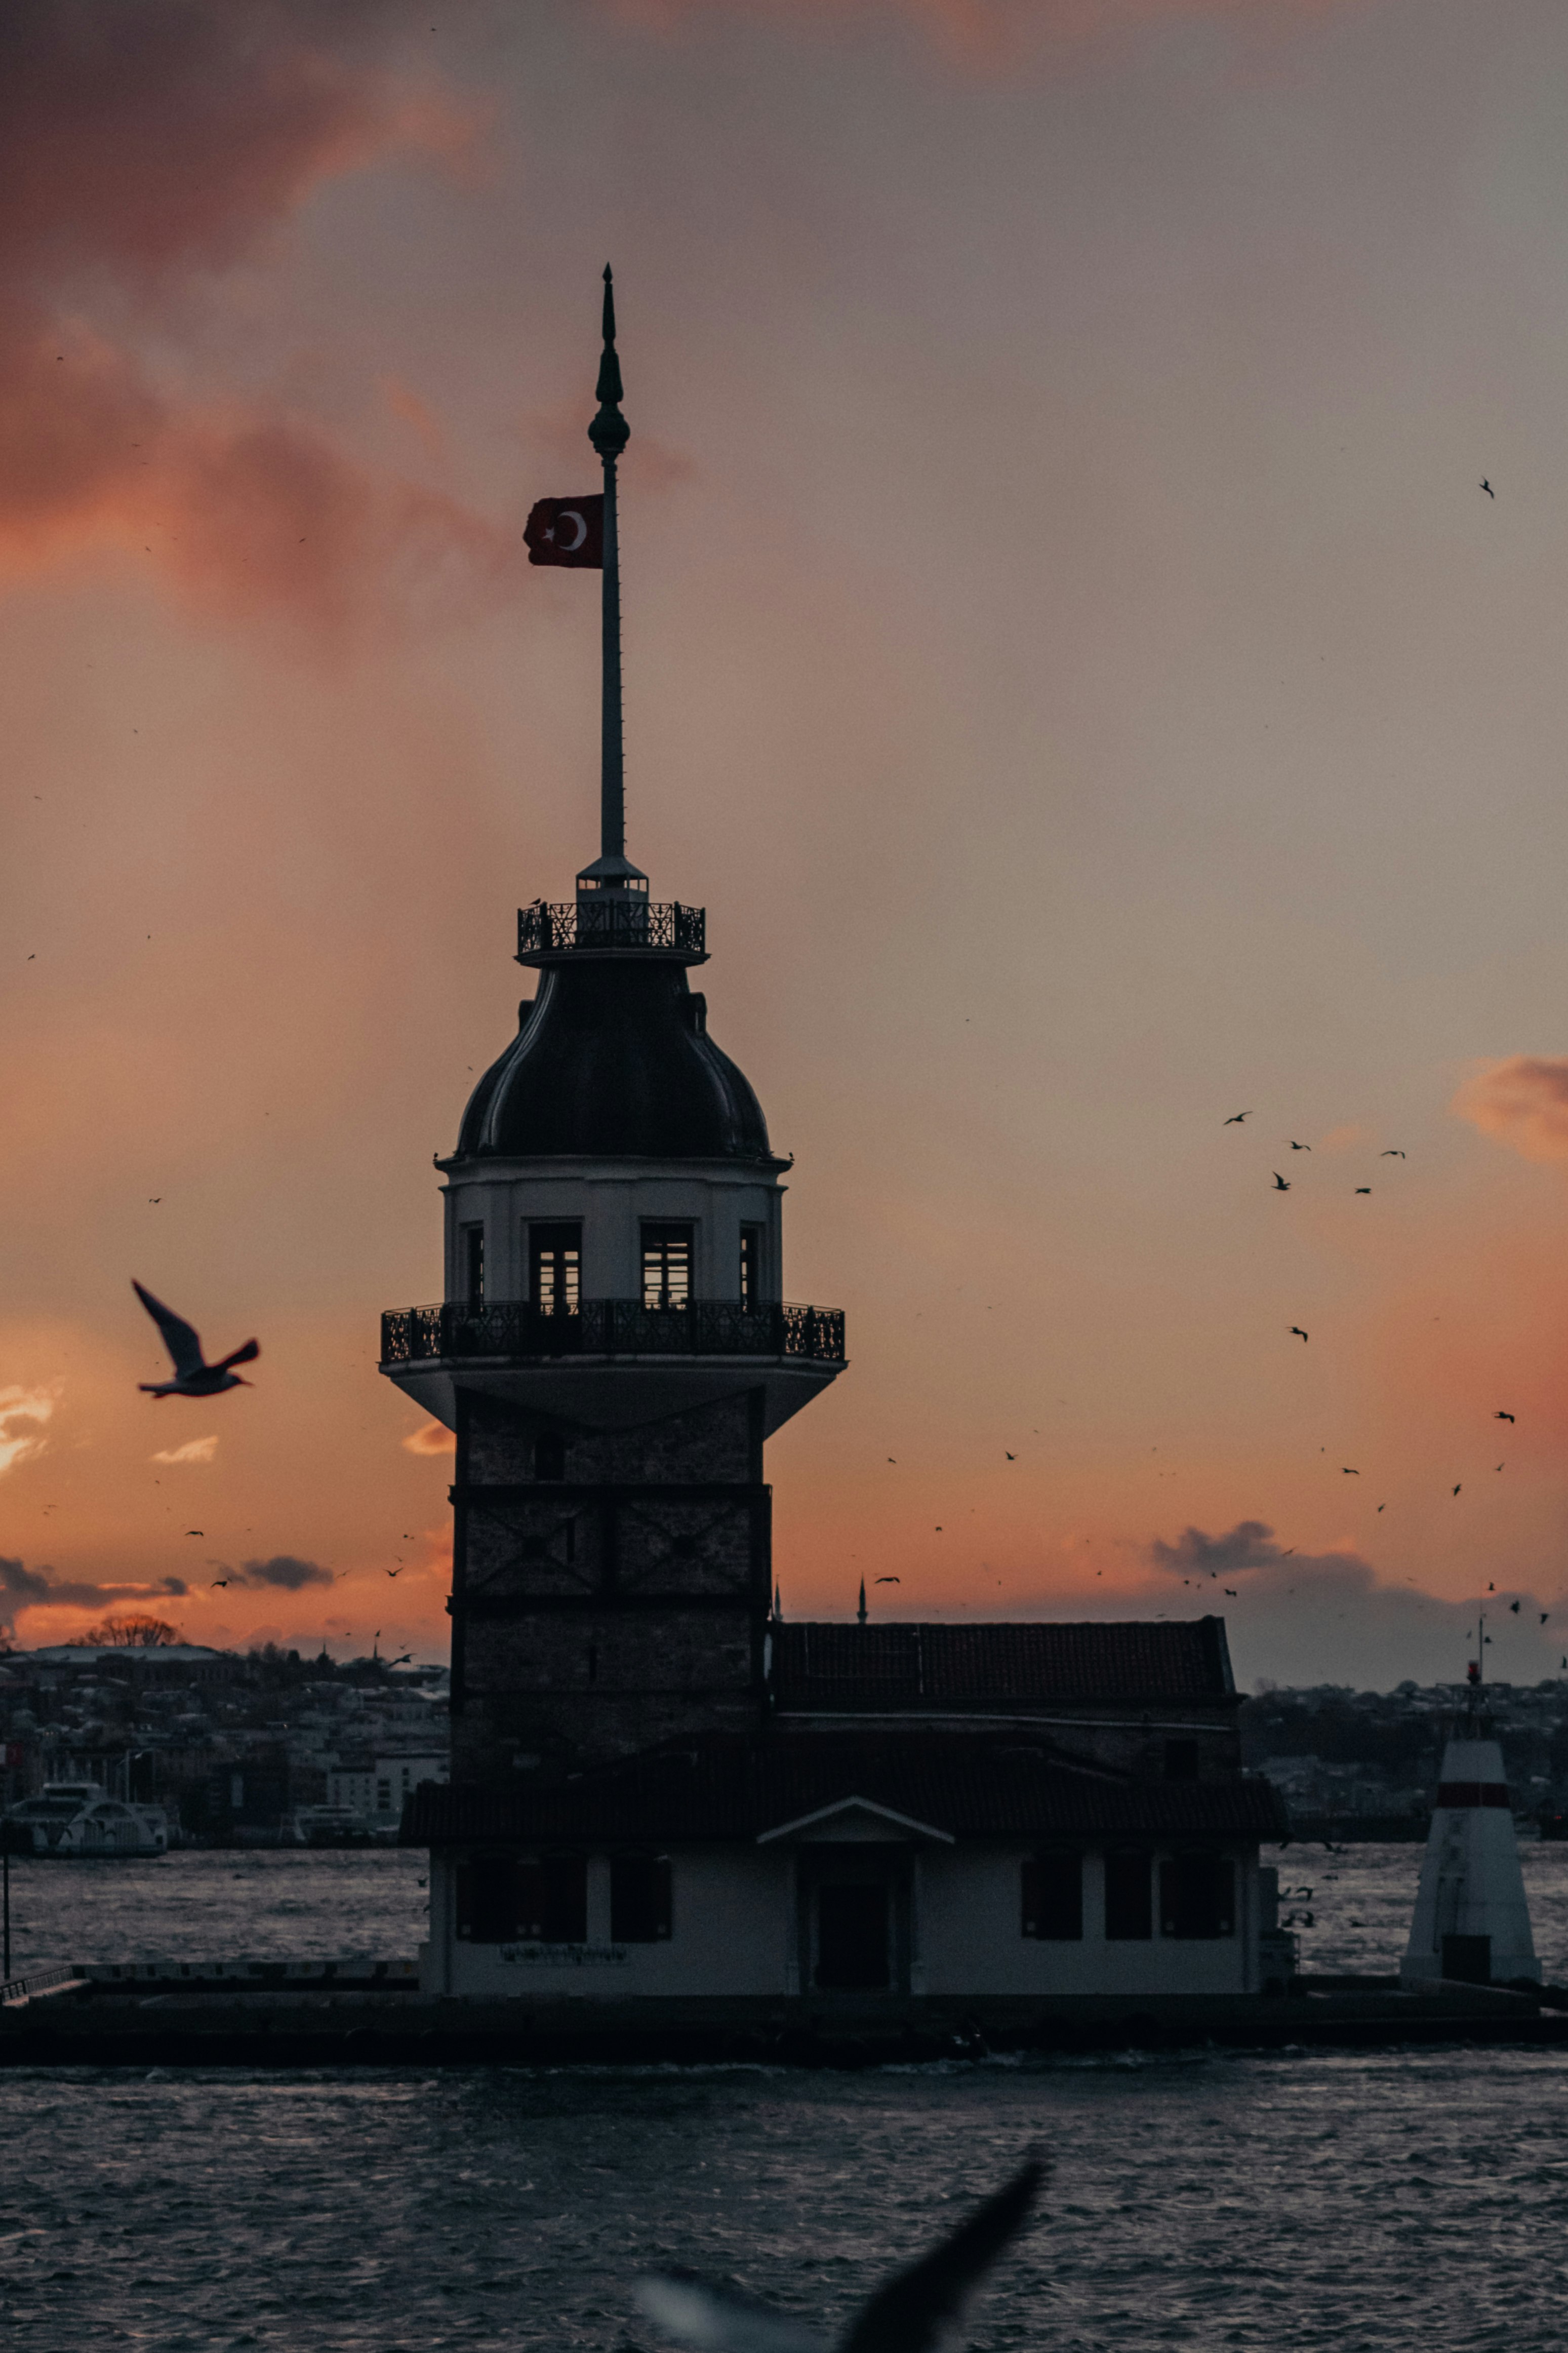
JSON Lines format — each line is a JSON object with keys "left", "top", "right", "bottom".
{"left": 1401, "top": 1634, "right": 1539, "bottom": 1987}
{"left": 380, "top": 276, "right": 846, "bottom": 1780}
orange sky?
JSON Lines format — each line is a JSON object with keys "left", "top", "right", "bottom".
{"left": 4, "top": 0, "right": 1568, "bottom": 1689}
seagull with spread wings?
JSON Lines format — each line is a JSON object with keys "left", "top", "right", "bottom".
{"left": 133, "top": 1280, "right": 259, "bottom": 1399}
{"left": 636, "top": 2158, "right": 1042, "bottom": 2353}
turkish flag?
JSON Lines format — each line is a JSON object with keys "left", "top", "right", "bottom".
{"left": 525, "top": 495, "right": 604, "bottom": 568}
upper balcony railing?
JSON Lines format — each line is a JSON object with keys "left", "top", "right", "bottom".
{"left": 516, "top": 900, "right": 706, "bottom": 962}
{"left": 380, "top": 1297, "right": 846, "bottom": 1367}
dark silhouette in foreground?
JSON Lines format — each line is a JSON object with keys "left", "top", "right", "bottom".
{"left": 133, "top": 1280, "right": 259, "bottom": 1399}
{"left": 635, "top": 2156, "right": 1043, "bottom": 2353}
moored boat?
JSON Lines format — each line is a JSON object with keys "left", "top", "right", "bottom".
{"left": 3, "top": 1780, "right": 169, "bottom": 1857}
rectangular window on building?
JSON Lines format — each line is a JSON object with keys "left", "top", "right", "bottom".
{"left": 739, "top": 1225, "right": 763, "bottom": 1309}
{"left": 1159, "top": 1853, "right": 1235, "bottom": 1939}
{"left": 455, "top": 1855, "right": 519, "bottom": 1943}
{"left": 641, "top": 1223, "right": 693, "bottom": 1310}
{"left": 462, "top": 1224, "right": 485, "bottom": 1309}
{"left": 1021, "top": 1851, "right": 1083, "bottom": 1940}
{"left": 1163, "top": 1739, "right": 1199, "bottom": 1782}
{"left": 1104, "top": 1850, "right": 1153, "bottom": 1940}
{"left": 517, "top": 1852, "right": 588, "bottom": 1942}
{"left": 530, "top": 1223, "right": 581, "bottom": 1315}
{"left": 610, "top": 1853, "right": 673, "bottom": 1943}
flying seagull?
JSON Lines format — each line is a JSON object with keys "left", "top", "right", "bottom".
{"left": 1223, "top": 1111, "right": 1252, "bottom": 1125}
{"left": 1481, "top": 479, "right": 1494, "bottom": 497}
{"left": 635, "top": 2156, "right": 1042, "bottom": 2353}
{"left": 1272, "top": 1172, "right": 1291, "bottom": 1191}
{"left": 1289, "top": 1327, "right": 1308, "bottom": 1342}
{"left": 1355, "top": 1187, "right": 1371, "bottom": 1195}
{"left": 875, "top": 1576, "right": 901, "bottom": 1584}
{"left": 1453, "top": 1484, "right": 1462, "bottom": 1496}
{"left": 1510, "top": 1599, "right": 1520, "bottom": 1614}
{"left": 1290, "top": 1140, "right": 1311, "bottom": 1151}
{"left": 133, "top": 1281, "right": 259, "bottom": 1399}
{"left": 1380, "top": 1150, "right": 1406, "bottom": 1159}
{"left": 1496, "top": 1410, "right": 1515, "bottom": 1423}
{"left": 1005, "top": 1450, "right": 1016, "bottom": 1460}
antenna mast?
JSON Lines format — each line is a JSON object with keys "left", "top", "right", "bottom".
{"left": 588, "top": 265, "right": 630, "bottom": 868}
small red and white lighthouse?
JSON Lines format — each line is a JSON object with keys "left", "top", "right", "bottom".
{"left": 1401, "top": 1643, "right": 1539, "bottom": 1988}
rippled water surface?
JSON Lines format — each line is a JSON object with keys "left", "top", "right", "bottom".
{"left": 8, "top": 1839, "right": 1568, "bottom": 1978}
{"left": 5, "top": 2049, "right": 1568, "bottom": 2350}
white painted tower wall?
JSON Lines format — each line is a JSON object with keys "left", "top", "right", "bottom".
{"left": 1401, "top": 1735, "right": 1539, "bottom": 1986}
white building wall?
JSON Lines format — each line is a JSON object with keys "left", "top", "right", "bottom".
{"left": 441, "top": 1157, "right": 785, "bottom": 1306}
{"left": 425, "top": 1840, "right": 1261, "bottom": 2001}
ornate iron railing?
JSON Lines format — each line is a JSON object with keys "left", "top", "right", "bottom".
{"left": 516, "top": 900, "right": 706, "bottom": 958}
{"left": 380, "top": 1298, "right": 846, "bottom": 1366}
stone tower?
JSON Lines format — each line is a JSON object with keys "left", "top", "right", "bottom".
{"left": 380, "top": 273, "right": 845, "bottom": 1781}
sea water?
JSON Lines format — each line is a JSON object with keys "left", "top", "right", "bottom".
{"left": 7, "top": 1839, "right": 1568, "bottom": 1978}
{"left": 3, "top": 1848, "right": 1567, "bottom": 2349}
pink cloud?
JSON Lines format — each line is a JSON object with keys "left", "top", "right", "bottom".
{"left": 1453, "top": 1057, "right": 1568, "bottom": 1166}
{"left": 0, "top": 3, "right": 521, "bottom": 645}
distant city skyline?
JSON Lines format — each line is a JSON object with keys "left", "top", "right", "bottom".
{"left": 3, "top": 1, "right": 1566, "bottom": 1689}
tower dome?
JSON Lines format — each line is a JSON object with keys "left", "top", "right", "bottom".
{"left": 457, "top": 957, "right": 769, "bottom": 1162}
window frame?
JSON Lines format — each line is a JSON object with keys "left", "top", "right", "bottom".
{"left": 529, "top": 1221, "right": 582, "bottom": 1316}
{"left": 460, "top": 1223, "right": 485, "bottom": 1310}
{"left": 641, "top": 1221, "right": 695, "bottom": 1311}
{"left": 610, "top": 1852, "right": 673, "bottom": 1943}
{"left": 739, "top": 1224, "right": 764, "bottom": 1310}
{"left": 1021, "top": 1849, "right": 1083, "bottom": 1941}
{"left": 1103, "top": 1848, "right": 1154, "bottom": 1941}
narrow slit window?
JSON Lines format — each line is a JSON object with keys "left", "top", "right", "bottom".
{"left": 739, "top": 1225, "right": 763, "bottom": 1309}
{"left": 461, "top": 1224, "right": 485, "bottom": 1310}
{"left": 530, "top": 1222, "right": 581, "bottom": 1315}
{"left": 642, "top": 1223, "right": 693, "bottom": 1310}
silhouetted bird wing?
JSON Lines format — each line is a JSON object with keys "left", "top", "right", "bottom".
{"left": 1511, "top": 1599, "right": 1520, "bottom": 1613}
{"left": 635, "top": 2273, "right": 825, "bottom": 2353}
{"left": 1481, "top": 480, "right": 1494, "bottom": 495}
{"left": 1355, "top": 1187, "right": 1371, "bottom": 1194}
{"left": 875, "top": 1576, "right": 900, "bottom": 1584}
{"left": 1380, "top": 1150, "right": 1405, "bottom": 1158}
{"left": 1273, "top": 1173, "right": 1290, "bottom": 1190}
{"left": 838, "top": 2160, "right": 1043, "bottom": 2353}
{"left": 1290, "top": 1141, "right": 1311, "bottom": 1150}
{"left": 216, "top": 1337, "right": 260, "bottom": 1371}
{"left": 133, "top": 1280, "right": 205, "bottom": 1377}
{"left": 1496, "top": 1410, "right": 1515, "bottom": 1422}
{"left": 1223, "top": 1111, "right": 1252, "bottom": 1124}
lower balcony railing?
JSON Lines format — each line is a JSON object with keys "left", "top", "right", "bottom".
{"left": 380, "top": 1298, "right": 846, "bottom": 1367}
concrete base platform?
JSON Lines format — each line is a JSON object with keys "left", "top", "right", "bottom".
{"left": 1, "top": 1975, "right": 1563, "bottom": 2066}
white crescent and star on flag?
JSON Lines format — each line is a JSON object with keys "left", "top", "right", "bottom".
{"left": 524, "top": 493, "right": 604, "bottom": 568}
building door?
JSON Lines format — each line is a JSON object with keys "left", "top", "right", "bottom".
{"left": 816, "top": 1882, "right": 890, "bottom": 1989}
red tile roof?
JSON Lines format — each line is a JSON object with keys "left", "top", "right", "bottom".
{"left": 771, "top": 1619, "right": 1235, "bottom": 1712}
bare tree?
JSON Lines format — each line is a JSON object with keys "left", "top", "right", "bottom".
{"left": 68, "top": 1615, "right": 182, "bottom": 1649}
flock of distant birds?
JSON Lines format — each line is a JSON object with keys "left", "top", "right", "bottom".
{"left": 1218, "top": 1109, "right": 1562, "bottom": 1657}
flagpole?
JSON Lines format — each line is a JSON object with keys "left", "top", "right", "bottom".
{"left": 589, "top": 265, "right": 630, "bottom": 866}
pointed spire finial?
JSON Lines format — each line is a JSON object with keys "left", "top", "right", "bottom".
{"left": 857, "top": 1577, "right": 867, "bottom": 1626}
{"left": 773, "top": 1582, "right": 782, "bottom": 1623}
{"left": 589, "top": 263, "right": 629, "bottom": 458}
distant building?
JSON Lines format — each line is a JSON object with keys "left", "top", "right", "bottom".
{"left": 330, "top": 1752, "right": 449, "bottom": 1820}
